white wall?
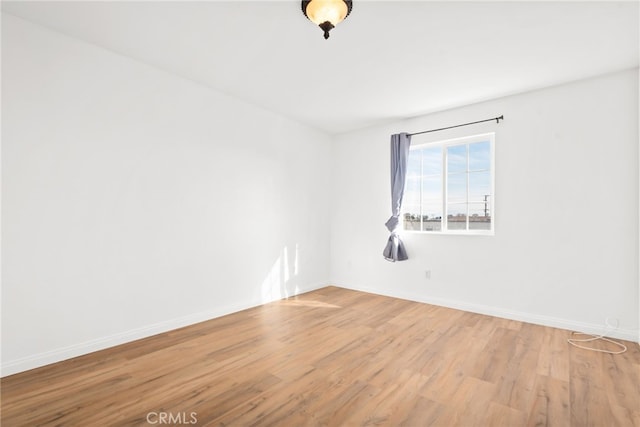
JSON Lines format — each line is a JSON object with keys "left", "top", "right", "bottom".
{"left": 331, "top": 68, "right": 639, "bottom": 341}
{"left": 1, "top": 15, "right": 331, "bottom": 375}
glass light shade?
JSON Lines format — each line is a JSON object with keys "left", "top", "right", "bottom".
{"left": 305, "top": 0, "right": 349, "bottom": 26}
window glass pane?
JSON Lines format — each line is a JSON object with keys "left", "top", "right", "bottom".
{"left": 407, "top": 149, "right": 422, "bottom": 179}
{"left": 447, "top": 173, "right": 467, "bottom": 204}
{"left": 469, "top": 203, "right": 491, "bottom": 230}
{"left": 469, "top": 141, "right": 491, "bottom": 171}
{"left": 403, "top": 177, "right": 420, "bottom": 231}
{"left": 403, "top": 206, "right": 421, "bottom": 231}
{"left": 421, "top": 204, "right": 442, "bottom": 232}
{"left": 404, "top": 177, "right": 420, "bottom": 204}
{"left": 423, "top": 219, "right": 442, "bottom": 232}
{"left": 422, "top": 176, "right": 441, "bottom": 203}
{"left": 447, "top": 205, "right": 467, "bottom": 230}
{"left": 447, "top": 145, "right": 467, "bottom": 173}
{"left": 422, "top": 146, "right": 442, "bottom": 176}
{"left": 468, "top": 171, "right": 491, "bottom": 203}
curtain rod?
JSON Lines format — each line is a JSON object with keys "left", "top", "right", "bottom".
{"left": 407, "top": 115, "right": 504, "bottom": 137}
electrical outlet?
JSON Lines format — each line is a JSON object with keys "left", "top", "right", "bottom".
{"left": 425, "top": 270, "right": 431, "bottom": 280}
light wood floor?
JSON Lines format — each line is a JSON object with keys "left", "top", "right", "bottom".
{"left": 2, "top": 286, "right": 639, "bottom": 426}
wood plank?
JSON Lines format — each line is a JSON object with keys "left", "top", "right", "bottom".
{"left": 2, "top": 286, "right": 639, "bottom": 426}
{"left": 526, "top": 374, "right": 570, "bottom": 427}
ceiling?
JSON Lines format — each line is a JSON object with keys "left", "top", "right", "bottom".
{"left": 2, "top": 1, "right": 638, "bottom": 135}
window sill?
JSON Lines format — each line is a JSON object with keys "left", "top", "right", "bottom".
{"left": 402, "top": 229, "right": 494, "bottom": 236}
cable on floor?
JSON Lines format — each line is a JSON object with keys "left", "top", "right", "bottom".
{"left": 567, "top": 318, "right": 627, "bottom": 354}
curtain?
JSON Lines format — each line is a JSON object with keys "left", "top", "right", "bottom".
{"left": 383, "top": 132, "right": 411, "bottom": 262}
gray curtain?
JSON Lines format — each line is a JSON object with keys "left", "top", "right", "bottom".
{"left": 383, "top": 132, "right": 411, "bottom": 262}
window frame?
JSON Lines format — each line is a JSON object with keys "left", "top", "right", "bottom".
{"left": 403, "top": 132, "right": 495, "bottom": 236}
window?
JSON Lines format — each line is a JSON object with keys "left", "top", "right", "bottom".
{"left": 403, "top": 133, "right": 494, "bottom": 234}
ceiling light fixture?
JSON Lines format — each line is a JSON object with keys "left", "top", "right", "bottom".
{"left": 302, "top": 0, "right": 352, "bottom": 40}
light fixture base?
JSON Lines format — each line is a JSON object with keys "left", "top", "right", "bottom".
{"left": 319, "top": 21, "right": 334, "bottom": 39}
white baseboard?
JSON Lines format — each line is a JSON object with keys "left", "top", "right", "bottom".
{"left": 335, "top": 283, "right": 639, "bottom": 343}
{"left": 1, "top": 282, "right": 327, "bottom": 377}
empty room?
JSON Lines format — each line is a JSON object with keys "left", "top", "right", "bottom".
{"left": 2, "top": 1, "right": 639, "bottom": 426}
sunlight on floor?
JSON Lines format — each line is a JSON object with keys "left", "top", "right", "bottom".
{"left": 277, "top": 299, "right": 341, "bottom": 309}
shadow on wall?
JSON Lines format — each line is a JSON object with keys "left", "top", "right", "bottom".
{"left": 261, "top": 244, "right": 301, "bottom": 303}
